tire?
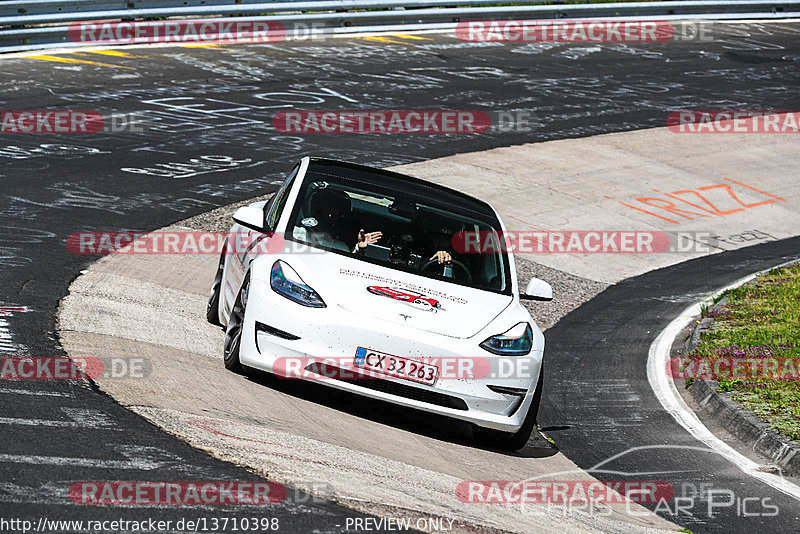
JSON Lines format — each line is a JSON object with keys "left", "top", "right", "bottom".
{"left": 206, "top": 245, "right": 226, "bottom": 327}
{"left": 474, "top": 362, "right": 544, "bottom": 451}
{"left": 223, "top": 271, "right": 250, "bottom": 374}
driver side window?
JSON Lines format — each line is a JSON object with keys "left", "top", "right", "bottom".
{"left": 265, "top": 166, "right": 299, "bottom": 231}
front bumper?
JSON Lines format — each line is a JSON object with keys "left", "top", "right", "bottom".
{"left": 239, "top": 279, "right": 544, "bottom": 432}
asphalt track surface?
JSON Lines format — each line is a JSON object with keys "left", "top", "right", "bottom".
{"left": 0, "top": 23, "right": 799, "bottom": 532}
{"left": 539, "top": 238, "right": 800, "bottom": 533}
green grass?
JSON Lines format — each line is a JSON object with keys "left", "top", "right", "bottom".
{"left": 689, "top": 264, "right": 800, "bottom": 442}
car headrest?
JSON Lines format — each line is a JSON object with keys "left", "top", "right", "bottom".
{"left": 310, "top": 188, "right": 351, "bottom": 217}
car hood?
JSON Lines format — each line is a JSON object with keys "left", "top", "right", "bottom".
{"left": 286, "top": 252, "right": 513, "bottom": 339}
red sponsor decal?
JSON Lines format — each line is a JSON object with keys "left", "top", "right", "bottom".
{"left": 68, "top": 20, "right": 286, "bottom": 45}
{"left": 667, "top": 111, "right": 800, "bottom": 133}
{"left": 0, "top": 111, "right": 103, "bottom": 134}
{"left": 273, "top": 111, "right": 491, "bottom": 134}
{"left": 456, "top": 19, "right": 674, "bottom": 42}
{"left": 69, "top": 481, "right": 286, "bottom": 505}
{"left": 366, "top": 286, "right": 441, "bottom": 309}
{"left": 456, "top": 480, "right": 674, "bottom": 504}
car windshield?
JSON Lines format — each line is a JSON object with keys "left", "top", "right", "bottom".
{"left": 284, "top": 162, "right": 511, "bottom": 295}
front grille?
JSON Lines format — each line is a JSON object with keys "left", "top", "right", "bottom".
{"left": 487, "top": 384, "right": 527, "bottom": 396}
{"left": 305, "top": 362, "right": 468, "bottom": 411}
{"left": 487, "top": 384, "right": 527, "bottom": 415}
{"left": 255, "top": 321, "right": 300, "bottom": 340}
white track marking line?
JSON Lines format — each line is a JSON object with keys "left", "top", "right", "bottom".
{"left": 0, "top": 417, "right": 90, "bottom": 427}
{"left": 0, "top": 408, "right": 115, "bottom": 429}
{"left": 0, "top": 386, "right": 72, "bottom": 397}
{"left": 647, "top": 259, "right": 800, "bottom": 501}
{"left": 0, "top": 317, "right": 20, "bottom": 354}
{"left": 0, "top": 454, "right": 156, "bottom": 469}
{"left": 0, "top": 445, "right": 177, "bottom": 470}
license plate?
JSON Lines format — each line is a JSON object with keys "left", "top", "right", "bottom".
{"left": 354, "top": 347, "right": 438, "bottom": 386}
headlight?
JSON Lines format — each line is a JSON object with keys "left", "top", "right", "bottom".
{"left": 479, "top": 323, "right": 532, "bottom": 356}
{"left": 270, "top": 260, "right": 326, "bottom": 308}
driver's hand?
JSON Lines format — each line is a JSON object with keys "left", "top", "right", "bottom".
{"left": 430, "top": 251, "right": 452, "bottom": 264}
{"left": 357, "top": 229, "right": 383, "bottom": 249}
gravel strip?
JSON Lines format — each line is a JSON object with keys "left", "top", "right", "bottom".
{"left": 179, "top": 195, "right": 609, "bottom": 330}
{"left": 515, "top": 257, "right": 609, "bottom": 330}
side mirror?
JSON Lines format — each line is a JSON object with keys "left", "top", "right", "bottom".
{"left": 521, "top": 277, "right": 553, "bottom": 301}
{"left": 232, "top": 206, "right": 267, "bottom": 233}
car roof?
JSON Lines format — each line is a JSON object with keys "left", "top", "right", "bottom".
{"left": 306, "top": 157, "right": 498, "bottom": 220}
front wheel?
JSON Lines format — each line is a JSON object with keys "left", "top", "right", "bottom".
{"left": 223, "top": 272, "right": 250, "bottom": 374}
{"left": 206, "top": 244, "right": 226, "bottom": 327}
{"left": 474, "top": 362, "right": 544, "bottom": 450}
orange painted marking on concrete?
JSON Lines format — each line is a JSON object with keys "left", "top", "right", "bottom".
{"left": 620, "top": 179, "right": 785, "bottom": 224}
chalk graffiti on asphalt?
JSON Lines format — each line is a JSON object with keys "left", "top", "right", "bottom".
{"left": 121, "top": 155, "right": 265, "bottom": 179}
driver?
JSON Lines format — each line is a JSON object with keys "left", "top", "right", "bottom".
{"left": 426, "top": 225, "right": 458, "bottom": 266}
{"left": 300, "top": 188, "right": 451, "bottom": 265}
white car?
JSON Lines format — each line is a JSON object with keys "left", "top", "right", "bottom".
{"left": 207, "top": 157, "right": 552, "bottom": 449}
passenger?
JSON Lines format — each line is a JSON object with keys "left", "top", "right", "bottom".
{"left": 296, "top": 188, "right": 373, "bottom": 252}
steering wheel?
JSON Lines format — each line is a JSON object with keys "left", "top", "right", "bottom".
{"left": 420, "top": 257, "right": 472, "bottom": 283}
